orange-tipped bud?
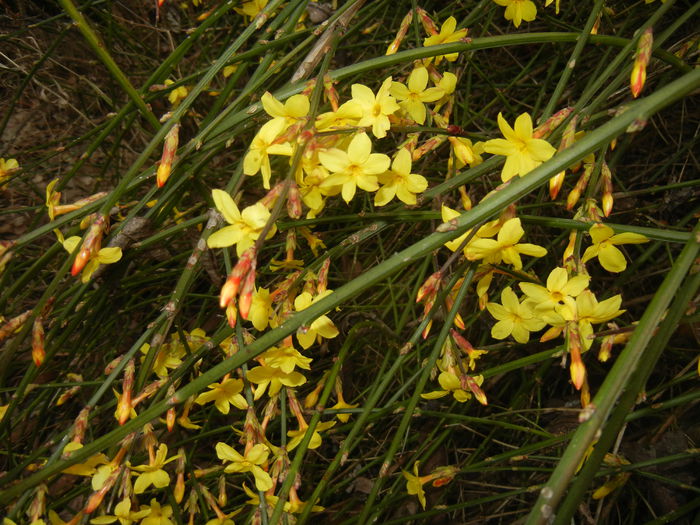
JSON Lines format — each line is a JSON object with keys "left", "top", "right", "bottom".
{"left": 0, "top": 309, "right": 31, "bottom": 342}
{"left": 416, "top": 7, "right": 438, "bottom": 35}
{"left": 174, "top": 471, "right": 185, "bottom": 503}
{"left": 421, "top": 318, "right": 434, "bottom": 340}
{"left": 631, "top": 27, "right": 653, "bottom": 98}
{"left": 238, "top": 269, "right": 256, "bottom": 320}
{"left": 323, "top": 75, "right": 339, "bottom": 112}
{"left": 450, "top": 329, "right": 473, "bottom": 352}
{"left": 601, "top": 161, "right": 613, "bottom": 217}
{"left": 568, "top": 324, "right": 585, "bottom": 390}
{"left": 71, "top": 248, "right": 91, "bottom": 276}
{"left": 32, "top": 318, "right": 45, "bottom": 367}
{"left": 287, "top": 183, "right": 302, "bottom": 219}
{"left": 218, "top": 474, "right": 227, "bottom": 507}
{"left": 386, "top": 10, "right": 413, "bottom": 55}
{"left": 225, "top": 302, "right": 237, "bottom": 328}
{"left": 533, "top": 107, "right": 573, "bottom": 139}
{"left": 157, "top": 123, "right": 180, "bottom": 188}
{"left": 466, "top": 375, "right": 488, "bottom": 405}
{"left": 458, "top": 186, "right": 472, "bottom": 210}
{"left": 540, "top": 325, "right": 565, "bottom": 343}
{"left": 416, "top": 271, "right": 442, "bottom": 303}
{"left": 562, "top": 231, "right": 577, "bottom": 265}
{"left": 174, "top": 449, "right": 186, "bottom": 503}
{"left": 261, "top": 183, "right": 283, "bottom": 208}
{"left": 570, "top": 358, "right": 586, "bottom": 390}
{"left": 431, "top": 465, "right": 458, "bottom": 487}
{"left": 219, "top": 278, "right": 238, "bottom": 309}
{"left": 599, "top": 336, "right": 613, "bottom": 362}
{"left": 549, "top": 171, "right": 565, "bottom": 200}
{"left": 71, "top": 215, "right": 107, "bottom": 276}
{"left": 116, "top": 359, "right": 135, "bottom": 425}
{"left": 85, "top": 466, "right": 122, "bottom": 513}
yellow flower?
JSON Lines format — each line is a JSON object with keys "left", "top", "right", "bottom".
{"left": 62, "top": 236, "right": 122, "bottom": 283}
{"left": 448, "top": 137, "right": 484, "bottom": 169}
{"left": 248, "top": 287, "right": 273, "bottom": 331}
{"left": 315, "top": 100, "right": 362, "bottom": 131}
{"left": 402, "top": 461, "right": 430, "bottom": 509}
{"left": 375, "top": 148, "right": 428, "bottom": 206}
{"left": 390, "top": 67, "right": 444, "bottom": 124}
{"left": 259, "top": 345, "right": 312, "bottom": 374}
{"left": 89, "top": 498, "right": 151, "bottom": 524}
{"left": 423, "top": 16, "right": 468, "bottom": 64}
{"left": 287, "top": 420, "right": 336, "bottom": 451}
{"left": 207, "top": 189, "right": 276, "bottom": 256}
{"left": 519, "top": 267, "right": 590, "bottom": 321}
{"left": 61, "top": 442, "right": 108, "bottom": 476}
{"left": 139, "top": 342, "right": 184, "bottom": 379}
{"left": 234, "top": 0, "right": 267, "bottom": 19}
{"left": 293, "top": 290, "right": 339, "bottom": 349}
{"left": 216, "top": 442, "right": 273, "bottom": 492}
{"left": 0, "top": 157, "right": 19, "bottom": 187}
{"left": 466, "top": 217, "right": 547, "bottom": 270}
{"left": 164, "top": 79, "right": 189, "bottom": 107}
{"left": 581, "top": 223, "right": 649, "bottom": 273}
{"left": 576, "top": 291, "right": 625, "bottom": 350}
{"left": 246, "top": 364, "right": 307, "bottom": 399}
{"left": 195, "top": 377, "right": 248, "bottom": 414}
{"left": 486, "top": 286, "right": 546, "bottom": 343}
{"left": 483, "top": 113, "right": 556, "bottom": 182}
{"left": 261, "top": 91, "right": 309, "bottom": 129}
{"left": 421, "top": 370, "right": 486, "bottom": 404}
{"left": 351, "top": 78, "right": 400, "bottom": 139}
{"left": 140, "top": 500, "right": 174, "bottom": 525}
{"left": 319, "top": 133, "right": 390, "bottom": 203}
{"left": 493, "top": 0, "right": 537, "bottom": 28}
{"left": 243, "top": 119, "right": 294, "bottom": 189}
{"left": 129, "top": 444, "right": 179, "bottom": 494}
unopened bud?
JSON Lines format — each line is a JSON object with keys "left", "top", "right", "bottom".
{"left": 416, "top": 271, "right": 442, "bottom": 303}
{"left": 32, "top": 317, "right": 45, "bottom": 367}
{"left": 630, "top": 27, "right": 653, "bottom": 98}
{"left": 416, "top": 7, "right": 438, "bottom": 35}
{"left": 157, "top": 123, "right": 180, "bottom": 188}
{"left": 116, "top": 359, "right": 135, "bottom": 425}
{"left": 225, "top": 302, "right": 237, "bottom": 328}
{"left": 533, "top": 107, "right": 573, "bottom": 139}
{"left": 238, "top": 262, "right": 256, "bottom": 320}
{"left": 287, "top": 183, "right": 302, "bottom": 219}
{"left": 386, "top": 10, "right": 413, "bottom": 55}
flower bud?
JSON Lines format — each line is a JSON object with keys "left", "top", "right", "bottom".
{"left": 386, "top": 10, "right": 413, "bottom": 55}
{"left": 630, "top": 27, "right": 653, "bottom": 98}
{"left": 32, "top": 317, "right": 45, "bottom": 367}
{"left": 157, "top": 123, "right": 179, "bottom": 188}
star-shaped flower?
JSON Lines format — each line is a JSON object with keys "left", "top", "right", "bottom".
{"left": 493, "top": 0, "right": 537, "bottom": 28}
{"left": 319, "top": 133, "right": 390, "bottom": 203}
{"left": 216, "top": 442, "right": 273, "bottom": 492}
{"left": 486, "top": 286, "right": 546, "bottom": 343}
{"left": 207, "top": 189, "right": 276, "bottom": 256}
{"left": 351, "top": 78, "right": 400, "bottom": 139}
{"left": 465, "top": 217, "right": 547, "bottom": 270}
{"left": 390, "top": 67, "right": 444, "bottom": 124}
{"left": 375, "top": 148, "right": 428, "bottom": 206}
{"left": 194, "top": 377, "right": 248, "bottom": 414}
{"left": 423, "top": 16, "right": 468, "bottom": 64}
{"left": 581, "top": 223, "right": 649, "bottom": 273}
{"left": 483, "top": 113, "right": 556, "bottom": 182}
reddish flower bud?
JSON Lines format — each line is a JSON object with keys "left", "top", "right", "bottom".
{"left": 157, "top": 123, "right": 180, "bottom": 188}
{"left": 32, "top": 318, "right": 45, "bottom": 367}
{"left": 631, "top": 27, "right": 653, "bottom": 98}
